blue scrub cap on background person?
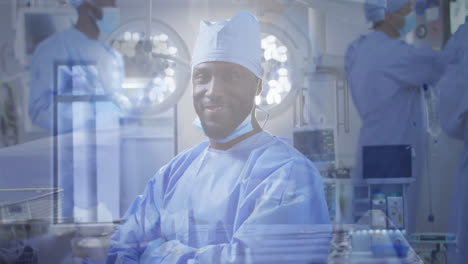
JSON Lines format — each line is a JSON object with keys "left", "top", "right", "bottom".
{"left": 69, "top": 0, "right": 95, "bottom": 8}
{"left": 69, "top": 0, "right": 84, "bottom": 8}
{"left": 191, "top": 11, "right": 262, "bottom": 79}
{"left": 365, "top": 0, "right": 387, "bottom": 22}
{"left": 387, "top": 0, "right": 410, "bottom": 13}
{"left": 364, "top": 0, "right": 410, "bottom": 22}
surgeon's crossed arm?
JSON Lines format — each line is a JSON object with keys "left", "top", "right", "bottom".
{"left": 106, "top": 175, "right": 163, "bottom": 263}
{"left": 107, "top": 159, "right": 331, "bottom": 264}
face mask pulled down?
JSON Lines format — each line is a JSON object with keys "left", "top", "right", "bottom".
{"left": 193, "top": 105, "right": 269, "bottom": 143}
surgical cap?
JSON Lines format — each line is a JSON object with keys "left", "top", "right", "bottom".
{"left": 69, "top": 0, "right": 84, "bottom": 8}
{"left": 365, "top": 0, "right": 410, "bottom": 23}
{"left": 69, "top": 0, "right": 95, "bottom": 8}
{"left": 191, "top": 11, "right": 262, "bottom": 79}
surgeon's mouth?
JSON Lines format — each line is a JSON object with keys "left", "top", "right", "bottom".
{"left": 204, "top": 105, "right": 227, "bottom": 113}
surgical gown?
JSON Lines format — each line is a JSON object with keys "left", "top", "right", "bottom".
{"left": 345, "top": 31, "right": 450, "bottom": 233}
{"left": 107, "top": 131, "right": 331, "bottom": 263}
{"left": 28, "top": 27, "right": 124, "bottom": 220}
{"left": 438, "top": 20, "right": 468, "bottom": 264}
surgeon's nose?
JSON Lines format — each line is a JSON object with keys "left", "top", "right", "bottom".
{"left": 205, "top": 77, "right": 224, "bottom": 98}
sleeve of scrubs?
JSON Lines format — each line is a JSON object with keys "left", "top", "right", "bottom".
{"left": 388, "top": 43, "right": 451, "bottom": 87}
{"left": 138, "top": 158, "right": 331, "bottom": 264}
{"left": 438, "top": 53, "right": 468, "bottom": 140}
{"left": 29, "top": 44, "right": 58, "bottom": 131}
{"left": 444, "top": 17, "right": 468, "bottom": 57}
{"left": 437, "top": 18, "right": 468, "bottom": 139}
{"left": 106, "top": 176, "right": 164, "bottom": 264}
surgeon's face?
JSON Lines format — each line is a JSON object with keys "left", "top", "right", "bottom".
{"left": 80, "top": 0, "right": 116, "bottom": 20}
{"left": 390, "top": 1, "right": 413, "bottom": 29}
{"left": 192, "top": 62, "right": 259, "bottom": 140}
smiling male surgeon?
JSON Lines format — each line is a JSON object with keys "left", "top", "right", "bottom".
{"left": 107, "top": 11, "right": 330, "bottom": 264}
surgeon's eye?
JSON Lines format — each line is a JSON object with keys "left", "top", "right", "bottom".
{"left": 193, "top": 72, "right": 210, "bottom": 84}
{"left": 222, "top": 71, "right": 241, "bottom": 83}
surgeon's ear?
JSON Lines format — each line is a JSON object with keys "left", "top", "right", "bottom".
{"left": 256, "top": 79, "right": 263, "bottom": 95}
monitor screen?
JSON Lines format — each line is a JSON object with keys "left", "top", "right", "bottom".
{"left": 293, "top": 129, "right": 335, "bottom": 164}
{"left": 363, "top": 145, "right": 412, "bottom": 179}
{"left": 18, "top": 8, "right": 77, "bottom": 64}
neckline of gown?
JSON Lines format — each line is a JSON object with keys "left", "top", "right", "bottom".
{"left": 206, "top": 131, "right": 274, "bottom": 154}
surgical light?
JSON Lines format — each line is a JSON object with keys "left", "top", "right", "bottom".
{"left": 107, "top": 19, "right": 190, "bottom": 116}
{"left": 165, "top": 77, "right": 176, "bottom": 93}
{"left": 168, "top": 46, "right": 178, "bottom": 55}
{"left": 153, "top": 77, "right": 162, "bottom": 84}
{"left": 274, "top": 94, "right": 282, "bottom": 104}
{"left": 268, "top": 80, "right": 277, "bottom": 88}
{"left": 258, "top": 32, "right": 293, "bottom": 110}
{"left": 255, "top": 96, "right": 261, "bottom": 105}
{"left": 278, "top": 68, "right": 288, "bottom": 76}
{"left": 149, "top": 88, "right": 157, "bottom": 101}
{"left": 124, "top": 31, "right": 131, "bottom": 41}
{"left": 277, "top": 46, "right": 287, "bottom": 53}
{"left": 132, "top": 32, "right": 140, "bottom": 42}
{"left": 267, "top": 35, "right": 276, "bottom": 43}
{"left": 157, "top": 93, "right": 164, "bottom": 103}
{"left": 266, "top": 93, "right": 274, "bottom": 105}
{"left": 164, "top": 68, "right": 175, "bottom": 77}
{"left": 159, "top": 34, "right": 169, "bottom": 42}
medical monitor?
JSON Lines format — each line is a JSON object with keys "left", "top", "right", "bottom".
{"left": 15, "top": 7, "right": 77, "bottom": 65}
{"left": 293, "top": 128, "right": 336, "bottom": 166}
{"left": 363, "top": 145, "right": 412, "bottom": 179}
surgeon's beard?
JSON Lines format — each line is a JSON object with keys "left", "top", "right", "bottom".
{"left": 202, "top": 110, "right": 252, "bottom": 141}
{"left": 203, "top": 124, "right": 235, "bottom": 140}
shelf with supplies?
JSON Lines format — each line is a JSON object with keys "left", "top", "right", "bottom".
{"left": 322, "top": 176, "right": 413, "bottom": 228}
{"left": 351, "top": 179, "right": 410, "bottom": 230}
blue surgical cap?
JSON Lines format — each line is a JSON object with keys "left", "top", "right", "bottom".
{"left": 191, "top": 11, "right": 262, "bottom": 79}
{"left": 387, "top": 0, "right": 410, "bottom": 13}
{"left": 69, "top": 0, "right": 84, "bottom": 8}
{"left": 365, "top": 0, "right": 410, "bottom": 23}
{"left": 69, "top": 0, "right": 95, "bottom": 8}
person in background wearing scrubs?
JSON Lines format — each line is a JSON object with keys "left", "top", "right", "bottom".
{"left": 29, "top": 0, "right": 126, "bottom": 133}
{"left": 107, "top": 11, "right": 331, "bottom": 264}
{"left": 437, "top": 18, "right": 468, "bottom": 264}
{"left": 29, "top": 0, "right": 127, "bottom": 221}
{"left": 345, "top": 0, "right": 454, "bottom": 234}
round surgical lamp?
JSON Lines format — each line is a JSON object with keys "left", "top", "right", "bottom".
{"left": 258, "top": 22, "right": 305, "bottom": 116}
{"left": 106, "top": 19, "right": 190, "bottom": 116}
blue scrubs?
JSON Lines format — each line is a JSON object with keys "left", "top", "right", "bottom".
{"left": 107, "top": 132, "right": 331, "bottom": 263}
